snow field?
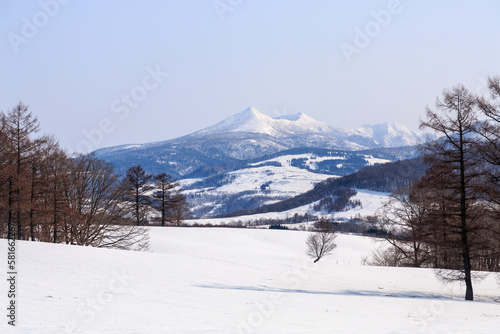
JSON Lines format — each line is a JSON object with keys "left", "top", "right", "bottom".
{"left": 1, "top": 227, "right": 499, "bottom": 333}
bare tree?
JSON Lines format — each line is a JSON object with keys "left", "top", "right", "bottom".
{"left": 367, "top": 247, "right": 405, "bottom": 267}
{"left": 377, "top": 187, "right": 434, "bottom": 267}
{"left": 38, "top": 137, "right": 68, "bottom": 243}
{"left": 168, "top": 192, "right": 191, "bottom": 226}
{"left": 25, "top": 135, "right": 50, "bottom": 241}
{"left": 64, "top": 154, "right": 149, "bottom": 250}
{"left": 0, "top": 102, "right": 150, "bottom": 251}
{"left": 123, "top": 165, "right": 152, "bottom": 226}
{"left": 306, "top": 218, "right": 337, "bottom": 263}
{"left": 476, "top": 76, "right": 500, "bottom": 212}
{"left": 2, "top": 102, "right": 40, "bottom": 240}
{"left": 474, "top": 75, "right": 500, "bottom": 274}
{"left": 152, "top": 172, "right": 179, "bottom": 226}
{"left": 419, "top": 85, "right": 484, "bottom": 301}
{"left": 0, "top": 122, "right": 14, "bottom": 238}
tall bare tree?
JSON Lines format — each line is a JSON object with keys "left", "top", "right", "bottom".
{"left": 39, "top": 138, "right": 67, "bottom": 243}
{"left": 475, "top": 75, "right": 500, "bottom": 270}
{"left": 152, "top": 172, "right": 179, "bottom": 226}
{"left": 123, "top": 165, "right": 152, "bottom": 226}
{"left": 476, "top": 76, "right": 500, "bottom": 210}
{"left": 26, "top": 135, "right": 50, "bottom": 241}
{"left": 0, "top": 122, "right": 14, "bottom": 238}
{"left": 419, "top": 85, "right": 484, "bottom": 301}
{"left": 3, "top": 102, "right": 40, "bottom": 240}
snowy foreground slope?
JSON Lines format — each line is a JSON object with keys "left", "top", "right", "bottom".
{"left": 2, "top": 228, "right": 499, "bottom": 333}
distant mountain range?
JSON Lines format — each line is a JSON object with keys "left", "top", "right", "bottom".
{"left": 93, "top": 107, "right": 430, "bottom": 218}
{"left": 94, "top": 107, "right": 430, "bottom": 178}
{"left": 190, "top": 106, "right": 429, "bottom": 149}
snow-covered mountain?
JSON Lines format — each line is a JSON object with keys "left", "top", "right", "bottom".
{"left": 188, "top": 107, "right": 427, "bottom": 150}
{"left": 193, "top": 107, "right": 333, "bottom": 138}
{"left": 344, "top": 122, "right": 430, "bottom": 148}
{"left": 94, "top": 107, "right": 427, "bottom": 178}
{"left": 93, "top": 108, "right": 429, "bottom": 218}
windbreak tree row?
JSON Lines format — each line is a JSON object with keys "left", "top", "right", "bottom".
{"left": 122, "top": 165, "right": 190, "bottom": 227}
{"left": 0, "top": 102, "right": 188, "bottom": 250}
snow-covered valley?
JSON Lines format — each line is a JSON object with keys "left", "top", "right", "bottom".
{"left": 181, "top": 151, "right": 394, "bottom": 218}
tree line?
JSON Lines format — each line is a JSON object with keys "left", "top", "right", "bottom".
{"left": 0, "top": 102, "right": 188, "bottom": 249}
{"left": 123, "top": 165, "right": 190, "bottom": 227}
{"left": 376, "top": 76, "right": 500, "bottom": 301}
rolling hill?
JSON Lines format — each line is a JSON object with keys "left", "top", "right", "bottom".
{"left": 3, "top": 227, "right": 498, "bottom": 333}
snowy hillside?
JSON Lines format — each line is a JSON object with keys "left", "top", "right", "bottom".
{"left": 182, "top": 155, "right": 335, "bottom": 217}
{"left": 3, "top": 228, "right": 499, "bottom": 333}
{"left": 182, "top": 150, "right": 393, "bottom": 218}
{"left": 184, "top": 189, "right": 390, "bottom": 226}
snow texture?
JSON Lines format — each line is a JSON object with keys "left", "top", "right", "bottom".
{"left": 2, "top": 228, "right": 498, "bottom": 333}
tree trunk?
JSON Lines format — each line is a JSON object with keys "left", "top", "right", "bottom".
{"left": 459, "top": 115, "right": 473, "bottom": 301}
{"left": 29, "top": 169, "right": 35, "bottom": 241}
{"left": 53, "top": 181, "right": 57, "bottom": 243}
{"left": 7, "top": 176, "right": 13, "bottom": 240}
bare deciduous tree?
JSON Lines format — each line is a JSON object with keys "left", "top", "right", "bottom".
{"left": 123, "top": 165, "right": 152, "bottom": 226}
{"left": 2, "top": 102, "right": 40, "bottom": 240}
{"left": 0, "top": 122, "right": 14, "bottom": 238}
{"left": 306, "top": 218, "right": 337, "bottom": 263}
{"left": 152, "top": 172, "right": 179, "bottom": 226}
{"left": 167, "top": 192, "right": 190, "bottom": 226}
{"left": 377, "top": 187, "right": 434, "bottom": 267}
{"left": 476, "top": 76, "right": 500, "bottom": 213}
{"left": 0, "top": 102, "right": 150, "bottom": 251}
{"left": 65, "top": 154, "right": 149, "bottom": 250}
{"left": 419, "top": 85, "right": 485, "bottom": 301}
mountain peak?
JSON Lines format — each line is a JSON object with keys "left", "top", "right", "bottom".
{"left": 235, "top": 106, "right": 266, "bottom": 120}
{"left": 243, "top": 106, "right": 262, "bottom": 116}
{"left": 194, "top": 108, "right": 333, "bottom": 138}
{"left": 93, "top": 107, "right": 430, "bottom": 179}
{"left": 352, "top": 121, "right": 427, "bottom": 147}
{"left": 194, "top": 107, "right": 275, "bottom": 136}
{"left": 182, "top": 107, "right": 429, "bottom": 150}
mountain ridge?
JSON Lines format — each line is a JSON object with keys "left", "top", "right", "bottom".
{"left": 191, "top": 107, "right": 334, "bottom": 138}
{"left": 93, "top": 107, "right": 429, "bottom": 178}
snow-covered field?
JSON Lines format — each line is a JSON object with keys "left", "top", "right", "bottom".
{"left": 1, "top": 227, "right": 499, "bottom": 333}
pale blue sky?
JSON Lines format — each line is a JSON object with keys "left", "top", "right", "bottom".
{"left": 1, "top": 0, "right": 499, "bottom": 153}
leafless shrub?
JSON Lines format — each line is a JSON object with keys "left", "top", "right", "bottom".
{"left": 306, "top": 218, "right": 337, "bottom": 263}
